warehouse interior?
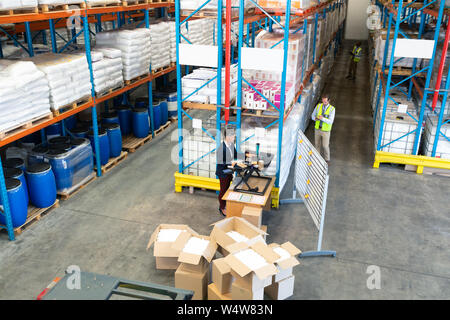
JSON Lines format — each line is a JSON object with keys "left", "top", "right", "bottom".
{"left": 0, "top": 0, "right": 449, "bottom": 301}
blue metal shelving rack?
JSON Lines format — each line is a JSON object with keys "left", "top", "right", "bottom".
{"left": 372, "top": 0, "right": 450, "bottom": 171}
{"left": 174, "top": 0, "right": 347, "bottom": 206}
{"left": 0, "top": 2, "right": 173, "bottom": 241}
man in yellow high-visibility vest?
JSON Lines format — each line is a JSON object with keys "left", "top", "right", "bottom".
{"left": 346, "top": 42, "right": 362, "bottom": 80}
{"left": 311, "top": 94, "right": 335, "bottom": 164}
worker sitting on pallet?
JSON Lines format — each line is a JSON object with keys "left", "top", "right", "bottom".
{"left": 346, "top": 42, "right": 362, "bottom": 80}
{"left": 216, "top": 126, "right": 250, "bottom": 217}
{"left": 311, "top": 94, "right": 335, "bottom": 165}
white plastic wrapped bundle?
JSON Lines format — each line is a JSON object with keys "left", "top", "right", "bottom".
{"left": 149, "top": 22, "right": 171, "bottom": 71}
{"left": 28, "top": 53, "right": 92, "bottom": 111}
{"left": 95, "top": 28, "right": 151, "bottom": 81}
{"left": 0, "top": 0, "right": 37, "bottom": 10}
{"left": 89, "top": 48, "right": 124, "bottom": 94}
{"left": 84, "top": 0, "right": 120, "bottom": 5}
{"left": 0, "top": 60, "right": 51, "bottom": 132}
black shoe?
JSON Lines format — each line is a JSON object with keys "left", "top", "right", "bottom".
{"left": 219, "top": 208, "right": 226, "bottom": 217}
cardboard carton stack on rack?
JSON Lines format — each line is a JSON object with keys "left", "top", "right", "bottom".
{"left": 147, "top": 217, "right": 301, "bottom": 300}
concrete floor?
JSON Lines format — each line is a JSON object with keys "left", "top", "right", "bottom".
{"left": 1, "top": 40, "right": 449, "bottom": 300}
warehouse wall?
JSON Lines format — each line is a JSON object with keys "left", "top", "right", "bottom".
{"left": 345, "top": 0, "right": 370, "bottom": 40}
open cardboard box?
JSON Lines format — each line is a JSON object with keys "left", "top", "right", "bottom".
{"left": 224, "top": 241, "right": 280, "bottom": 292}
{"left": 172, "top": 234, "right": 218, "bottom": 273}
{"left": 146, "top": 224, "right": 199, "bottom": 270}
{"left": 210, "top": 217, "right": 267, "bottom": 254}
{"left": 268, "top": 242, "right": 301, "bottom": 282}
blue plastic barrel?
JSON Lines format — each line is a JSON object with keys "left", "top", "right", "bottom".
{"left": 115, "top": 105, "right": 132, "bottom": 136}
{"left": 70, "top": 127, "right": 89, "bottom": 138}
{"left": 49, "top": 143, "right": 71, "bottom": 152}
{"left": 65, "top": 116, "right": 77, "bottom": 131}
{"left": 26, "top": 163, "right": 57, "bottom": 208}
{"left": 135, "top": 97, "right": 148, "bottom": 109}
{"left": 152, "top": 101, "right": 161, "bottom": 131}
{"left": 102, "top": 112, "right": 120, "bottom": 126}
{"left": 167, "top": 92, "right": 178, "bottom": 118}
{"left": 132, "top": 108, "right": 150, "bottom": 138}
{"left": 0, "top": 178, "right": 28, "bottom": 228}
{"left": 46, "top": 122, "right": 62, "bottom": 140}
{"left": 103, "top": 123, "right": 122, "bottom": 158}
{"left": 28, "top": 146, "right": 49, "bottom": 166}
{"left": 4, "top": 168, "right": 29, "bottom": 205}
{"left": 5, "top": 158, "right": 25, "bottom": 172}
{"left": 47, "top": 149, "right": 73, "bottom": 191}
{"left": 48, "top": 136, "right": 70, "bottom": 145}
{"left": 88, "top": 128, "right": 110, "bottom": 166}
{"left": 159, "top": 99, "right": 168, "bottom": 126}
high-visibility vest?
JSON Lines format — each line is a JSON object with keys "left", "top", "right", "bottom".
{"left": 352, "top": 46, "right": 362, "bottom": 62}
{"left": 315, "top": 103, "right": 334, "bottom": 132}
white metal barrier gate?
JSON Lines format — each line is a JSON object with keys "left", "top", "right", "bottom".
{"left": 280, "top": 129, "right": 336, "bottom": 258}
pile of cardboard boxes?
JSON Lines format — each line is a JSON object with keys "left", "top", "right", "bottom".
{"left": 147, "top": 213, "right": 301, "bottom": 300}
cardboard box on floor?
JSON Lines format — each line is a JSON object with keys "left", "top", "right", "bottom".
{"left": 175, "top": 264, "right": 209, "bottom": 300}
{"left": 208, "top": 283, "right": 232, "bottom": 300}
{"left": 146, "top": 224, "right": 199, "bottom": 270}
{"left": 241, "top": 206, "right": 263, "bottom": 228}
{"left": 212, "top": 257, "right": 234, "bottom": 294}
{"left": 265, "top": 275, "right": 295, "bottom": 300}
{"left": 210, "top": 217, "right": 267, "bottom": 255}
{"left": 172, "top": 234, "right": 217, "bottom": 273}
{"left": 268, "top": 242, "right": 301, "bottom": 282}
{"left": 224, "top": 241, "right": 280, "bottom": 293}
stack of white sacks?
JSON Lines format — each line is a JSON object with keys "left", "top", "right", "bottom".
{"left": 149, "top": 22, "right": 171, "bottom": 71}
{"left": 0, "top": 60, "right": 51, "bottom": 132}
{"left": 95, "top": 28, "right": 151, "bottom": 81}
{"left": 0, "top": 0, "right": 37, "bottom": 10}
{"left": 84, "top": 0, "right": 120, "bottom": 5}
{"left": 88, "top": 48, "right": 124, "bottom": 95}
{"left": 167, "top": 22, "right": 177, "bottom": 64}
{"left": 27, "top": 53, "right": 91, "bottom": 112}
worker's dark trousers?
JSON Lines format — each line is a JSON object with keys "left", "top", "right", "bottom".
{"left": 348, "top": 60, "right": 358, "bottom": 78}
{"left": 218, "top": 174, "right": 233, "bottom": 210}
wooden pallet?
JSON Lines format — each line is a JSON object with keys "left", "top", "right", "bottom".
{"left": 52, "top": 96, "right": 93, "bottom": 117}
{"left": 82, "top": 1, "right": 122, "bottom": 9}
{"left": 57, "top": 172, "right": 97, "bottom": 201}
{"left": 125, "top": 73, "right": 149, "bottom": 86}
{"left": 39, "top": 4, "right": 74, "bottom": 13}
{"left": 99, "top": 151, "right": 128, "bottom": 174}
{"left": 122, "top": 0, "right": 151, "bottom": 5}
{"left": 0, "top": 113, "right": 53, "bottom": 140}
{"left": 11, "top": 200, "right": 60, "bottom": 236}
{"left": 154, "top": 120, "right": 171, "bottom": 136}
{"left": 0, "top": 7, "right": 38, "bottom": 16}
{"left": 152, "top": 67, "right": 167, "bottom": 75}
{"left": 122, "top": 134, "right": 152, "bottom": 153}
{"left": 96, "top": 85, "right": 124, "bottom": 98}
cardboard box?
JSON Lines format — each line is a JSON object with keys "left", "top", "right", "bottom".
{"left": 172, "top": 234, "right": 217, "bottom": 274}
{"left": 241, "top": 206, "right": 263, "bottom": 228}
{"left": 217, "top": 245, "right": 230, "bottom": 257}
{"left": 268, "top": 242, "right": 301, "bottom": 282}
{"left": 155, "top": 257, "right": 180, "bottom": 270}
{"left": 224, "top": 242, "right": 280, "bottom": 292}
{"left": 210, "top": 217, "right": 267, "bottom": 254}
{"left": 208, "top": 283, "right": 232, "bottom": 300}
{"left": 147, "top": 224, "right": 199, "bottom": 270}
{"left": 264, "top": 275, "right": 295, "bottom": 300}
{"left": 231, "top": 281, "right": 264, "bottom": 300}
{"left": 212, "top": 258, "right": 234, "bottom": 294}
{"left": 175, "top": 264, "right": 209, "bottom": 300}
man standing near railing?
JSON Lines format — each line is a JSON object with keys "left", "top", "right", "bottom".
{"left": 346, "top": 42, "right": 362, "bottom": 80}
{"left": 311, "top": 94, "right": 335, "bottom": 165}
